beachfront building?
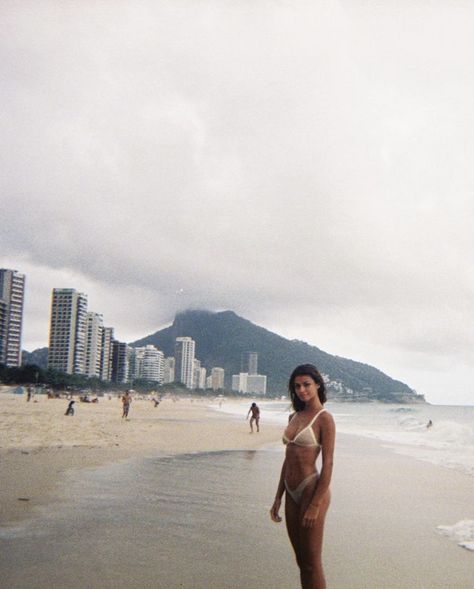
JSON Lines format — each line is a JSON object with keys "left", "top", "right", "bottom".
{"left": 247, "top": 374, "right": 267, "bottom": 395}
{"left": 141, "top": 346, "right": 164, "bottom": 383}
{"left": 0, "top": 269, "right": 26, "bottom": 368}
{"left": 0, "top": 302, "right": 7, "bottom": 362}
{"left": 130, "top": 345, "right": 164, "bottom": 383}
{"left": 111, "top": 340, "right": 129, "bottom": 384}
{"left": 232, "top": 372, "right": 248, "bottom": 394}
{"left": 84, "top": 312, "right": 104, "bottom": 378}
{"left": 211, "top": 367, "right": 225, "bottom": 391}
{"left": 199, "top": 366, "right": 207, "bottom": 389}
{"left": 232, "top": 371, "right": 267, "bottom": 395}
{"left": 48, "top": 288, "right": 88, "bottom": 374}
{"left": 192, "top": 359, "right": 207, "bottom": 389}
{"left": 100, "top": 327, "right": 114, "bottom": 382}
{"left": 174, "top": 337, "right": 195, "bottom": 388}
{"left": 163, "top": 356, "right": 175, "bottom": 384}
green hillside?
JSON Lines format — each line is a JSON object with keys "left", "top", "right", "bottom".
{"left": 133, "top": 310, "right": 423, "bottom": 402}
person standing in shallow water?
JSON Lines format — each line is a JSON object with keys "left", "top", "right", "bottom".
{"left": 270, "top": 364, "right": 336, "bottom": 589}
{"left": 246, "top": 402, "right": 260, "bottom": 433}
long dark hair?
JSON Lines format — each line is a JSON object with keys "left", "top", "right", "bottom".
{"left": 288, "top": 364, "right": 327, "bottom": 411}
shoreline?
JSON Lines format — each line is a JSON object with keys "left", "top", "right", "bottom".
{"left": 0, "top": 394, "right": 282, "bottom": 525}
{"left": 1, "top": 392, "right": 473, "bottom": 588}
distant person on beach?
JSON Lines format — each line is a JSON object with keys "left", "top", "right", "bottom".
{"left": 65, "top": 400, "right": 75, "bottom": 416}
{"left": 427, "top": 419, "right": 433, "bottom": 429}
{"left": 122, "top": 390, "right": 132, "bottom": 419}
{"left": 26, "top": 386, "right": 33, "bottom": 402}
{"left": 270, "top": 364, "right": 336, "bottom": 589}
{"left": 247, "top": 402, "right": 260, "bottom": 433}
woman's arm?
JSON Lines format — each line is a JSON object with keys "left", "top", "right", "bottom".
{"left": 270, "top": 458, "right": 287, "bottom": 522}
{"left": 302, "top": 412, "right": 336, "bottom": 527}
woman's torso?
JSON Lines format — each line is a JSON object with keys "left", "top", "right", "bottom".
{"left": 283, "top": 410, "right": 325, "bottom": 487}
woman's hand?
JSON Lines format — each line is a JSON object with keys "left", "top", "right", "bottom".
{"left": 302, "top": 503, "right": 320, "bottom": 528}
{"left": 270, "top": 498, "right": 282, "bottom": 523}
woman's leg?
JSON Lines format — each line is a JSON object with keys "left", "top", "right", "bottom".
{"left": 285, "top": 491, "right": 302, "bottom": 570}
{"left": 298, "top": 488, "right": 331, "bottom": 589}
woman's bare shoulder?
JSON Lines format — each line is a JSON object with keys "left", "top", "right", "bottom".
{"left": 320, "top": 410, "right": 336, "bottom": 428}
{"left": 288, "top": 412, "right": 296, "bottom": 424}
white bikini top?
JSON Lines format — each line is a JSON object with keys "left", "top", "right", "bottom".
{"left": 282, "top": 409, "right": 326, "bottom": 448}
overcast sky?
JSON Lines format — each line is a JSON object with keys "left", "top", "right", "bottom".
{"left": 1, "top": 1, "right": 473, "bottom": 404}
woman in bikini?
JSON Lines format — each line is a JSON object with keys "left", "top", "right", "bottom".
{"left": 270, "top": 364, "right": 335, "bottom": 589}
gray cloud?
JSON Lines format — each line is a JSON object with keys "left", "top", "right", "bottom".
{"left": 1, "top": 1, "right": 474, "bottom": 403}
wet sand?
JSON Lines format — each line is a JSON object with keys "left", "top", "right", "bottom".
{"left": 0, "top": 392, "right": 281, "bottom": 524}
{"left": 1, "top": 391, "right": 472, "bottom": 588}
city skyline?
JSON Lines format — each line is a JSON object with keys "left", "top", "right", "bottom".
{"left": 2, "top": 3, "right": 474, "bottom": 404}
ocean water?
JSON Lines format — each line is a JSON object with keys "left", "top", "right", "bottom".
{"left": 215, "top": 400, "right": 474, "bottom": 476}
{"left": 215, "top": 399, "right": 474, "bottom": 553}
{"left": 0, "top": 450, "right": 297, "bottom": 589}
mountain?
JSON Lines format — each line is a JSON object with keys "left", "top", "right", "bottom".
{"left": 22, "top": 347, "right": 49, "bottom": 369}
{"left": 133, "top": 310, "right": 424, "bottom": 402}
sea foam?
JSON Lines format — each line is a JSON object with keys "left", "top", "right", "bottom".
{"left": 437, "top": 520, "right": 474, "bottom": 552}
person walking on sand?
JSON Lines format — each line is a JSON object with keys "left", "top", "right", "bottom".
{"left": 65, "top": 400, "right": 75, "bottom": 416}
{"left": 247, "top": 402, "right": 260, "bottom": 433}
{"left": 270, "top": 364, "right": 336, "bottom": 589}
{"left": 121, "top": 390, "right": 133, "bottom": 419}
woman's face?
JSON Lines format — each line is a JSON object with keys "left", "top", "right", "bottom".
{"left": 294, "top": 374, "right": 319, "bottom": 403}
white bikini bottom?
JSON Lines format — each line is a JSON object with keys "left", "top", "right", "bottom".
{"left": 285, "top": 472, "right": 317, "bottom": 505}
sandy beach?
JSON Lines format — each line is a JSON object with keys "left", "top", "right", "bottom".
{"left": 0, "top": 390, "right": 282, "bottom": 525}
{"left": 1, "top": 390, "right": 473, "bottom": 588}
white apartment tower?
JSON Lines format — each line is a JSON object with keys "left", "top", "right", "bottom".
{"left": 48, "top": 288, "right": 88, "bottom": 374}
{"left": 131, "top": 345, "right": 164, "bottom": 383}
{"left": 84, "top": 312, "right": 104, "bottom": 378}
{"left": 174, "top": 337, "right": 195, "bottom": 388}
{"left": 247, "top": 374, "right": 267, "bottom": 395}
{"left": 231, "top": 372, "right": 267, "bottom": 395}
{"left": 242, "top": 351, "right": 258, "bottom": 375}
{"left": 193, "top": 359, "right": 207, "bottom": 390}
{"left": 0, "top": 269, "right": 26, "bottom": 368}
{"left": 163, "top": 356, "right": 175, "bottom": 384}
{"left": 100, "top": 327, "right": 114, "bottom": 381}
{"left": 211, "top": 367, "right": 225, "bottom": 391}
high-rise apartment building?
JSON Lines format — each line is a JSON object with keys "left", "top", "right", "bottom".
{"left": 130, "top": 345, "right": 164, "bottom": 383}
{"left": 192, "top": 359, "right": 207, "bottom": 390}
{"left": 0, "top": 269, "right": 26, "bottom": 368}
{"left": 48, "top": 289, "right": 88, "bottom": 374}
{"left": 232, "top": 371, "right": 267, "bottom": 395}
{"left": 111, "top": 340, "right": 129, "bottom": 383}
{"left": 142, "top": 345, "right": 164, "bottom": 383}
{"left": 247, "top": 374, "right": 267, "bottom": 395}
{"left": 84, "top": 312, "right": 104, "bottom": 378}
{"left": 211, "top": 367, "right": 225, "bottom": 391}
{"left": 163, "top": 356, "right": 175, "bottom": 384}
{"left": 174, "top": 337, "right": 195, "bottom": 388}
{"left": 242, "top": 351, "right": 258, "bottom": 375}
{"left": 100, "top": 327, "right": 114, "bottom": 382}
{"left": 232, "top": 372, "right": 248, "bottom": 393}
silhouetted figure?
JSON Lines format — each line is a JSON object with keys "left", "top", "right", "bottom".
{"left": 65, "top": 400, "right": 75, "bottom": 416}
{"left": 247, "top": 402, "right": 260, "bottom": 433}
